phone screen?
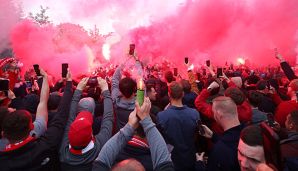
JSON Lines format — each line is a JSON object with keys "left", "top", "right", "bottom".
{"left": 33, "top": 64, "right": 41, "bottom": 76}
{"left": 217, "top": 68, "right": 223, "bottom": 78}
{"left": 206, "top": 60, "right": 210, "bottom": 67}
{"left": 129, "top": 44, "right": 135, "bottom": 55}
{"left": 62, "top": 63, "right": 68, "bottom": 78}
{"left": 184, "top": 57, "right": 189, "bottom": 64}
{"left": 0, "top": 79, "right": 9, "bottom": 91}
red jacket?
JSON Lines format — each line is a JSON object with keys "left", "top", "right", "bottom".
{"left": 195, "top": 89, "right": 252, "bottom": 133}
{"left": 271, "top": 93, "right": 298, "bottom": 127}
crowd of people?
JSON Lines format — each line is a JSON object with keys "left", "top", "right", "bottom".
{"left": 0, "top": 51, "right": 298, "bottom": 171}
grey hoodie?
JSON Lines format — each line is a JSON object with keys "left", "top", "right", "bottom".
{"left": 59, "top": 89, "right": 114, "bottom": 171}
{"left": 111, "top": 63, "right": 142, "bottom": 131}
{"left": 78, "top": 97, "right": 95, "bottom": 115}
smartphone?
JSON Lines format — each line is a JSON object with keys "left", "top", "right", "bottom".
{"left": 206, "top": 60, "right": 210, "bottom": 67}
{"left": 0, "top": 79, "right": 9, "bottom": 91}
{"left": 174, "top": 68, "right": 178, "bottom": 76}
{"left": 129, "top": 44, "right": 135, "bottom": 55}
{"left": 197, "top": 120, "right": 205, "bottom": 135}
{"left": 62, "top": 63, "right": 68, "bottom": 78}
{"left": 217, "top": 68, "right": 223, "bottom": 78}
{"left": 267, "top": 113, "right": 275, "bottom": 128}
{"left": 184, "top": 57, "right": 189, "bottom": 65}
{"left": 33, "top": 64, "right": 41, "bottom": 76}
{"left": 260, "top": 122, "right": 283, "bottom": 171}
{"left": 25, "top": 81, "right": 32, "bottom": 89}
{"left": 203, "top": 69, "right": 206, "bottom": 76}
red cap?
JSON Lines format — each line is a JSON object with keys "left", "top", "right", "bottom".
{"left": 68, "top": 111, "right": 93, "bottom": 148}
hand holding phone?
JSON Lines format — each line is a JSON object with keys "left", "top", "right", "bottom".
{"left": 197, "top": 120, "right": 205, "bottom": 135}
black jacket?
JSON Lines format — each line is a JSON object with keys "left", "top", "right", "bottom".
{"left": 116, "top": 143, "right": 153, "bottom": 171}
{"left": 0, "top": 81, "right": 73, "bottom": 171}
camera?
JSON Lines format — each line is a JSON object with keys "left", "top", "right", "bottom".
{"left": 87, "top": 77, "right": 98, "bottom": 87}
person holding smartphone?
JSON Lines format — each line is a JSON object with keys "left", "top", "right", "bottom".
{"left": 197, "top": 96, "right": 243, "bottom": 171}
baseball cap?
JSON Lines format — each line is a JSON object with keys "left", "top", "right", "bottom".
{"left": 68, "top": 111, "right": 93, "bottom": 148}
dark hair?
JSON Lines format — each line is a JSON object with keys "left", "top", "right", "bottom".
{"left": 48, "top": 92, "right": 61, "bottom": 110}
{"left": 168, "top": 81, "right": 183, "bottom": 99}
{"left": 0, "top": 107, "right": 9, "bottom": 138}
{"left": 146, "top": 85, "right": 155, "bottom": 94}
{"left": 256, "top": 80, "right": 268, "bottom": 91}
{"left": 180, "top": 79, "right": 191, "bottom": 93}
{"left": 224, "top": 87, "right": 245, "bottom": 105}
{"left": 164, "top": 70, "right": 175, "bottom": 84}
{"left": 2, "top": 110, "right": 32, "bottom": 142}
{"left": 248, "top": 90, "right": 262, "bottom": 107}
{"left": 119, "top": 77, "right": 137, "bottom": 98}
{"left": 240, "top": 125, "right": 263, "bottom": 147}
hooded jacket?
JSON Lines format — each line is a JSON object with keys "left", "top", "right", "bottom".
{"left": 111, "top": 65, "right": 136, "bottom": 131}
{"left": 59, "top": 89, "right": 113, "bottom": 171}
{"left": 0, "top": 81, "right": 73, "bottom": 171}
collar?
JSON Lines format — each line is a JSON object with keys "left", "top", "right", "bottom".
{"left": 4, "top": 136, "right": 35, "bottom": 152}
{"left": 128, "top": 136, "right": 149, "bottom": 148}
{"left": 168, "top": 105, "right": 186, "bottom": 110}
{"left": 69, "top": 139, "right": 95, "bottom": 155}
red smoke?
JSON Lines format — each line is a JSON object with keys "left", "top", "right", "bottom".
{"left": 7, "top": 0, "right": 298, "bottom": 78}
{"left": 126, "top": 0, "right": 298, "bottom": 68}
{"left": 10, "top": 20, "right": 105, "bottom": 78}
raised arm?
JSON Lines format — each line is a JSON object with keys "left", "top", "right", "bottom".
{"left": 111, "top": 65, "right": 123, "bottom": 101}
{"left": 35, "top": 68, "right": 50, "bottom": 124}
{"left": 93, "top": 109, "right": 139, "bottom": 169}
{"left": 60, "top": 77, "right": 88, "bottom": 153}
{"left": 137, "top": 98, "right": 174, "bottom": 170}
{"left": 94, "top": 77, "right": 114, "bottom": 148}
{"left": 276, "top": 52, "right": 297, "bottom": 81}
{"left": 39, "top": 68, "right": 73, "bottom": 149}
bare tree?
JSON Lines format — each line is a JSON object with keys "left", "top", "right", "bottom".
{"left": 29, "top": 6, "right": 51, "bottom": 25}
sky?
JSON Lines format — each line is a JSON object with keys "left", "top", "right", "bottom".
{"left": 19, "top": 0, "right": 186, "bottom": 34}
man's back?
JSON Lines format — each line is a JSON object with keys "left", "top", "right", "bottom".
{"left": 207, "top": 125, "right": 243, "bottom": 171}
{"left": 157, "top": 105, "right": 199, "bottom": 171}
{"left": 0, "top": 138, "right": 58, "bottom": 171}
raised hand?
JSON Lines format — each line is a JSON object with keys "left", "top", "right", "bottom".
{"left": 136, "top": 97, "right": 151, "bottom": 120}
{"left": 97, "top": 77, "right": 109, "bottom": 92}
{"left": 76, "top": 77, "right": 89, "bottom": 91}
{"left": 128, "top": 108, "right": 139, "bottom": 129}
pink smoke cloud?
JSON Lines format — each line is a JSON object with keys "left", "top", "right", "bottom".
{"left": 125, "top": 0, "right": 298, "bottom": 68}
{"left": 10, "top": 20, "right": 105, "bottom": 78}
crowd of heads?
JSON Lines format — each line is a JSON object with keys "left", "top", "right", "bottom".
{"left": 0, "top": 51, "right": 298, "bottom": 171}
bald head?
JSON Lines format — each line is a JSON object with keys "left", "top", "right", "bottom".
{"left": 112, "top": 159, "right": 145, "bottom": 171}
{"left": 212, "top": 96, "right": 238, "bottom": 118}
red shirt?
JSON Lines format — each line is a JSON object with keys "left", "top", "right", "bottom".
{"left": 275, "top": 100, "right": 298, "bottom": 127}
{"left": 195, "top": 89, "right": 252, "bottom": 133}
